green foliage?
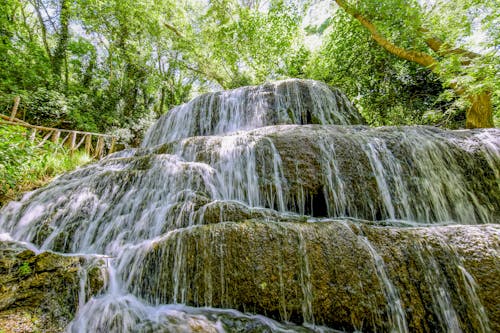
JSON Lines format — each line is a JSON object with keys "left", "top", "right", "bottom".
{"left": 21, "top": 89, "right": 70, "bottom": 127}
{"left": 0, "top": 125, "right": 91, "bottom": 201}
{"left": 0, "top": 126, "right": 34, "bottom": 192}
{"left": 325, "top": 0, "right": 500, "bottom": 126}
{"left": 32, "top": 149, "right": 92, "bottom": 180}
{"left": 0, "top": 0, "right": 498, "bottom": 132}
{"left": 18, "top": 262, "right": 32, "bottom": 277}
{"left": 305, "top": 10, "right": 451, "bottom": 126}
{"left": 169, "top": 0, "right": 306, "bottom": 88}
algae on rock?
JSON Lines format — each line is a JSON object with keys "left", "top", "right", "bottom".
{"left": 0, "top": 241, "right": 106, "bottom": 333}
{"left": 120, "top": 221, "right": 499, "bottom": 333}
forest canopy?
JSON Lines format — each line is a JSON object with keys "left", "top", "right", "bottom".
{"left": 1, "top": 0, "right": 498, "bottom": 144}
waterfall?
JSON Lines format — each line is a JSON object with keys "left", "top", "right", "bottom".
{"left": 141, "top": 79, "right": 363, "bottom": 147}
{"left": 0, "top": 79, "right": 499, "bottom": 332}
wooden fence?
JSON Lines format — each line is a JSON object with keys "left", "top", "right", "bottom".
{"left": 1, "top": 114, "right": 117, "bottom": 159}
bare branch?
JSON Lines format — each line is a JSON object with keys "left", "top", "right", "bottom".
{"left": 164, "top": 23, "right": 184, "bottom": 39}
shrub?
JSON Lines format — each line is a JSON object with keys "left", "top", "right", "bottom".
{"left": 0, "top": 125, "right": 34, "bottom": 192}
{"left": 0, "top": 124, "right": 92, "bottom": 204}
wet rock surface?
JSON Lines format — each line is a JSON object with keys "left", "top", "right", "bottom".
{"left": 0, "top": 241, "right": 106, "bottom": 333}
{"left": 142, "top": 79, "right": 365, "bottom": 147}
{"left": 128, "top": 221, "right": 500, "bottom": 333}
{"left": 173, "top": 125, "right": 500, "bottom": 222}
{"left": 0, "top": 80, "right": 499, "bottom": 332}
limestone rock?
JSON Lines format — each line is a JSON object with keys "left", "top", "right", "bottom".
{"left": 126, "top": 221, "right": 499, "bottom": 333}
{"left": 0, "top": 241, "right": 106, "bottom": 333}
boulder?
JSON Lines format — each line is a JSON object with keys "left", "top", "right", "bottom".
{"left": 0, "top": 241, "right": 106, "bottom": 333}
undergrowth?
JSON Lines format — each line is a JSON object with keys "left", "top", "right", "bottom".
{"left": 0, "top": 125, "right": 92, "bottom": 206}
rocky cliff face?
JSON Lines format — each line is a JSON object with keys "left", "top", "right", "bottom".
{"left": 0, "top": 241, "right": 106, "bottom": 333}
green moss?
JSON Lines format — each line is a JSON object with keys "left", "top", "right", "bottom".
{"left": 0, "top": 242, "right": 106, "bottom": 333}
{"left": 130, "top": 221, "right": 499, "bottom": 332}
{"left": 18, "top": 261, "right": 32, "bottom": 277}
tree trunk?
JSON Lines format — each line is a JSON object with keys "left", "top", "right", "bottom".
{"left": 32, "top": 0, "right": 52, "bottom": 61}
{"left": 158, "top": 86, "right": 166, "bottom": 117}
{"left": 52, "top": 0, "right": 70, "bottom": 80}
{"left": 466, "top": 92, "right": 494, "bottom": 128}
{"left": 334, "top": 0, "right": 494, "bottom": 129}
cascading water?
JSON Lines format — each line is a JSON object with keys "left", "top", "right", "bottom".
{"left": 141, "top": 79, "right": 363, "bottom": 147}
{"left": 0, "top": 79, "right": 499, "bottom": 332}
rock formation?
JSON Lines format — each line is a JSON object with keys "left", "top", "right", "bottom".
{"left": 0, "top": 79, "right": 498, "bottom": 332}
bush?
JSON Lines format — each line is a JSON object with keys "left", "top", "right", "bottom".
{"left": 22, "top": 88, "right": 70, "bottom": 127}
{"left": 0, "top": 125, "right": 34, "bottom": 192}
{"left": 0, "top": 124, "right": 92, "bottom": 204}
{"left": 0, "top": 89, "right": 70, "bottom": 127}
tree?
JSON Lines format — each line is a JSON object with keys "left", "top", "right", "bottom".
{"left": 4, "top": 0, "right": 496, "bottom": 139}
{"left": 161, "top": 0, "right": 307, "bottom": 89}
{"left": 0, "top": 0, "right": 53, "bottom": 92}
{"left": 305, "top": 10, "right": 450, "bottom": 127}
{"left": 31, "top": 0, "right": 71, "bottom": 85}
{"left": 332, "top": 0, "right": 499, "bottom": 128}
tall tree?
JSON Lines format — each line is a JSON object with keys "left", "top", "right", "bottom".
{"left": 52, "top": 0, "right": 70, "bottom": 85}
{"left": 332, "top": 0, "right": 498, "bottom": 128}
{"left": 306, "top": 10, "right": 448, "bottom": 127}
{"left": 31, "top": 0, "right": 71, "bottom": 84}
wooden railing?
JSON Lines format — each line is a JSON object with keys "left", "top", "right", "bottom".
{"left": 0, "top": 113, "right": 117, "bottom": 159}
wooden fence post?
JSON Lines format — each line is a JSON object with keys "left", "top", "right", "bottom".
{"left": 85, "top": 134, "right": 92, "bottom": 154}
{"left": 29, "top": 128, "right": 37, "bottom": 142}
{"left": 51, "top": 130, "right": 60, "bottom": 143}
{"left": 109, "top": 137, "right": 116, "bottom": 154}
{"left": 67, "top": 131, "right": 77, "bottom": 154}
{"left": 10, "top": 96, "right": 20, "bottom": 121}
{"left": 94, "top": 137, "right": 104, "bottom": 159}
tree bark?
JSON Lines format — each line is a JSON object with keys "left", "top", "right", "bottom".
{"left": 334, "top": 0, "right": 494, "bottom": 128}
{"left": 334, "top": 0, "right": 437, "bottom": 69}
{"left": 467, "top": 92, "right": 494, "bottom": 128}
{"left": 52, "top": 0, "right": 70, "bottom": 80}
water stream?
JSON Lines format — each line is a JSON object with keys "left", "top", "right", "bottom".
{"left": 0, "top": 79, "right": 499, "bottom": 332}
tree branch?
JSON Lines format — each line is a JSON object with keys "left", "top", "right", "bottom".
{"left": 164, "top": 22, "right": 184, "bottom": 39}
{"left": 420, "top": 29, "right": 480, "bottom": 65}
{"left": 30, "top": 0, "right": 52, "bottom": 60}
{"left": 163, "top": 22, "right": 228, "bottom": 88}
{"left": 334, "top": 0, "right": 492, "bottom": 128}
{"left": 39, "top": 0, "right": 57, "bottom": 32}
{"left": 334, "top": 0, "right": 438, "bottom": 70}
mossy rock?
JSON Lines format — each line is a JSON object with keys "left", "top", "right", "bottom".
{"left": 126, "top": 221, "right": 499, "bottom": 332}
{"left": 0, "top": 241, "right": 106, "bottom": 333}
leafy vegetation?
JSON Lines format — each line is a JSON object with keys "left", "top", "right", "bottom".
{"left": 18, "top": 262, "right": 32, "bottom": 277}
{"left": 0, "top": 0, "right": 498, "bottom": 203}
{"left": 1, "top": 0, "right": 497, "bottom": 134}
{"left": 328, "top": 0, "right": 499, "bottom": 128}
{"left": 305, "top": 10, "right": 453, "bottom": 126}
{"left": 0, "top": 125, "right": 91, "bottom": 206}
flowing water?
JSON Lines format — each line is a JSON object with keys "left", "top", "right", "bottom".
{"left": 0, "top": 79, "right": 499, "bottom": 332}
